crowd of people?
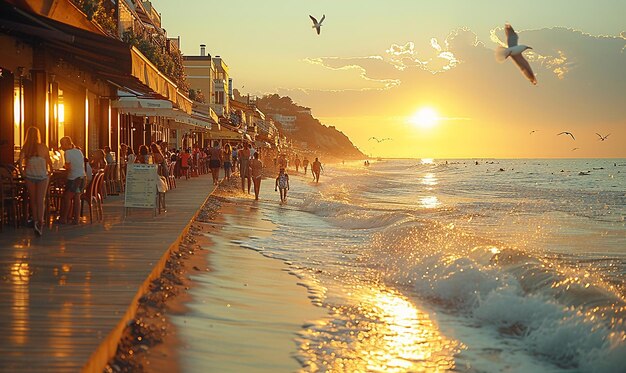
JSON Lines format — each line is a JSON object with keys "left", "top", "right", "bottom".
{"left": 14, "top": 126, "right": 326, "bottom": 236}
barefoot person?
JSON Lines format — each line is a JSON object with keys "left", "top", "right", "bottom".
{"left": 312, "top": 157, "right": 323, "bottom": 183}
{"left": 303, "top": 156, "right": 309, "bottom": 174}
{"left": 294, "top": 154, "right": 301, "bottom": 173}
{"left": 250, "top": 152, "right": 263, "bottom": 200}
{"left": 239, "top": 143, "right": 251, "bottom": 193}
{"left": 19, "top": 126, "right": 53, "bottom": 235}
{"left": 275, "top": 167, "right": 290, "bottom": 202}
{"left": 208, "top": 141, "right": 222, "bottom": 186}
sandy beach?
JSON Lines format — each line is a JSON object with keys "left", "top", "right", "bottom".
{"left": 106, "top": 176, "right": 327, "bottom": 372}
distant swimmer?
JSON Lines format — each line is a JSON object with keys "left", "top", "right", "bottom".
{"left": 596, "top": 133, "right": 610, "bottom": 141}
{"left": 309, "top": 14, "right": 325, "bottom": 35}
{"left": 368, "top": 137, "right": 392, "bottom": 143}
{"left": 557, "top": 131, "right": 575, "bottom": 140}
{"left": 495, "top": 23, "right": 537, "bottom": 85}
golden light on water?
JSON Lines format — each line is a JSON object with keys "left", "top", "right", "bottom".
{"left": 299, "top": 286, "right": 458, "bottom": 372}
{"left": 422, "top": 173, "right": 438, "bottom": 187}
{"left": 410, "top": 107, "right": 439, "bottom": 129}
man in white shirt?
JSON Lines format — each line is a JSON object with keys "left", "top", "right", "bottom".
{"left": 59, "top": 136, "right": 86, "bottom": 224}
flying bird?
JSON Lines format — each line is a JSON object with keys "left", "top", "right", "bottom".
{"left": 529, "top": 130, "right": 537, "bottom": 135}
{"left": 495, "top": 23, "right": 537, "bottom": 85}
{"left": 596, "top": 133, "right": 610, "bottom": 141}
{"left": 557, "top": 131, "right": 575, "bottom": 140}
{"left": 369, "top": 137, "right": 392, "bottom": 143}
{"left": 572, "top": 147, "right": 580, "bottom": 151}
{"left": 309, "top": 14, "right": 325, "bottom": 35}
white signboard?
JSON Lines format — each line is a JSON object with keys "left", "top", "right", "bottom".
{"left": 124, "top": 163, "right": 157, "bottom": 209}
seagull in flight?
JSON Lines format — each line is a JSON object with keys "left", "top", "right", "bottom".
{"left": 596, "top": 133, "right": 610, "bottom": 141}
{"left": 557, "top": 131, "right": 575, "bottom": 140}
{"left": 572, "top": 147, "right": 580, "bottom": 151}
{"left": 309, "top": 14, "right": 325, "bottom": 35}
{"left": 529, "top": 130, "right": 537, "bottom": 135}
{"left": 496, "top": 23, "right": 537, "bottom": 85}
{"left": 369, "top": 137, "right": 392, "bottom": 143}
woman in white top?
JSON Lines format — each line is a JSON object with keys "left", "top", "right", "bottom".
{"left": 19, "top": 126, "right": 53, "bottom": 236}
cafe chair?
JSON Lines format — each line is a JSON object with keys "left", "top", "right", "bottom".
{"left": 0, "top": 166, "right": 22, "bottom": 230}
{"left": 80, "top": 171, "right": 104, "bottom": 223}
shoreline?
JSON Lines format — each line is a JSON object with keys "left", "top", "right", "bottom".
{"left": 104, "top": 169, "right": 322, "bottom": 372}
{"left": 104, "top": 179, "right": 235, "bottom": 372}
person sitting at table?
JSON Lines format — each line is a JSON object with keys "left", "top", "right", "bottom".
{"left": 19, "top": 126, "right": 53, "bottom": 236}
{"left": 126, "top": 146, "right": 136, "bottom": 165}
{"left": 59, "top": 136, "right": 86, "bottom": 225}
{"left": 89, "top": 149, "right": 107, "bottom": 173}
{"left": 135, "top": 145, "right": 151, "bottom": 164}
{"left": 103, "top": 146, "right": 114, "bottom": 165}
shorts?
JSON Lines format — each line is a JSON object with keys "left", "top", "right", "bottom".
{"left": 223, "top": 161, "right": 232, "bottom": 170}
{"left": 66, "top": 177, "right": 85, "bottom": 193}
{"left": 210, "top": 159, "right": 221, "bottom": 169}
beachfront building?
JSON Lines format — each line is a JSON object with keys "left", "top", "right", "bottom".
{"left": 270, "top": 113, "right": 297, "bottom": 132}
{"left": 113, "top": 0, "right": 211, "bottom": 153}
{"left": 211, "top": 56, "right": 230, "bottom": 120}
{"left": 184, "top": 46, "right": 242, "bottom": 146}
{"left": 0, "top": 0, "right": 207, "bottom": 166}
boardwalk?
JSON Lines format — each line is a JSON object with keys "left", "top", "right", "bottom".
{"left": 0, "top": 174, "right": 216, "bottom": 372}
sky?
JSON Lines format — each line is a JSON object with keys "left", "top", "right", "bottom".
{"left": 152, "top": 0, "right": 626, "bottom": 158}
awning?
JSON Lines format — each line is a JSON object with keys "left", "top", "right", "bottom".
{"left": 112, "top": 96, "right": 174, "bottom": 110}
{"left": 0, "top": 3, "right": 192, "bottom": 113}
{"left": 207, "top": 127, "right": 242, "bottom": 141}
{"left": 173, "top": 113, "right": 212, "bottom": 130}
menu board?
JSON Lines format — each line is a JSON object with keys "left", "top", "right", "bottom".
{"left": 124, "top": 163, "right": 157, "bottom": 209}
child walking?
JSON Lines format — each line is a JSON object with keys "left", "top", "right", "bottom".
{"left": 275, "top": 167, "right": 290, "bottom": 202}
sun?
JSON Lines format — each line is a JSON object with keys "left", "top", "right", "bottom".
{"left": 409, "top": 107, "right": 440, "bottom": 129}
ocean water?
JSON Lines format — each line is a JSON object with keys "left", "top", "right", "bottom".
{"left": 179, "top": 159, "right": 626, "bottom": 372}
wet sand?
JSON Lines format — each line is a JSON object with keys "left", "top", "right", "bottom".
{"left": 106, "top": 177, "right": 327, "bottom": 372}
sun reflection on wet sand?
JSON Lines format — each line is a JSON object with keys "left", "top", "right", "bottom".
{"left": 420, "top": 196, "right": 441, "bottom": 209}
{"left": 297, "top": 285, "right": 458, "bottom": 372}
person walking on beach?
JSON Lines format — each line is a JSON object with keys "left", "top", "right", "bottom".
{"left": 275, "top": 167, "right": 290, "bottom": 202}
{"left": 19, "top": 126, "right": 53, "bottom": 235}
{"left": 294, "top": 155, "right": 301, "bottom": 173}
{"left": 208, "top": 141, "right": 222, "bottom": 186}
{"left": 59, "top": 136, "right": 86, "bottom": 225}
{"left": 239, "top": 143, "right": 251, "bottom": 193}
{"left": 232, "top": 145, "right": 239, "bottom": 173}
{"left": 250, "top": 152, "right": 263, "bottom": 200}
{"left": 223, "top": 143, "right": 232, "bottom": 181}
{"left": 303, "top": 156, "right": 309, "bottom": 174}
{"left": 312, "top": 157, "right": 323, "bottom": 183}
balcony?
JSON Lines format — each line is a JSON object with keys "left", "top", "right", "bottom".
{"left": 214, "top": 79, "right": 226, "bottom": 90}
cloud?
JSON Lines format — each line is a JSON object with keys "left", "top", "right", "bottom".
{"left": 286, "top": 26, "right": 625, "bottom": 157}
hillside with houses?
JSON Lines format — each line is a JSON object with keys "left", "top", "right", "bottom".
{"left": 235, "top": 92, "right": 365, "bottom": 159}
